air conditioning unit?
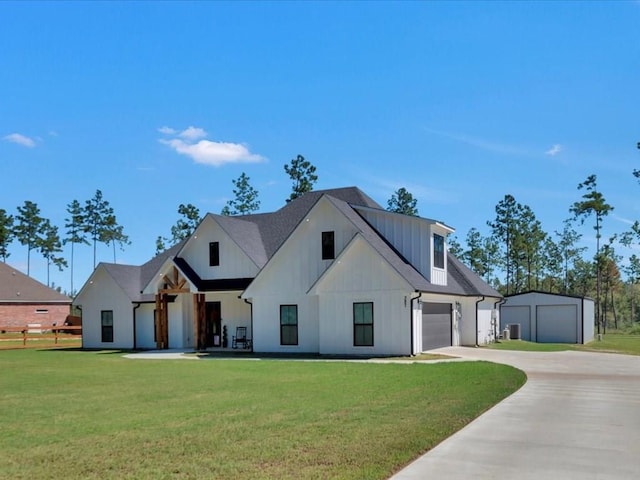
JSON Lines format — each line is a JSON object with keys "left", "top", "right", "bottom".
{"left": 509, "top": 323, "right": 521, "bottom": 340}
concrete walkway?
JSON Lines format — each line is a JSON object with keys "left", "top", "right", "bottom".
{"left": 391, "top": 347, "right": 640, "bottom": 480}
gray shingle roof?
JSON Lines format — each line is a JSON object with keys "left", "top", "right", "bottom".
{"left": 324, "top": 195, "right": 500, "bottom": 297}
{"left": 0, "top": 262, "right": 71, "bottom": 303}
{"left": 89, "top": 186, "right": 499, "bottom": 302}
{"left": 97, "top": 240, "right": 186, "bottom": 303}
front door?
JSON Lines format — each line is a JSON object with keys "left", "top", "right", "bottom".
{"left": 205, "top": 302, "right": 222, "bottom": 348}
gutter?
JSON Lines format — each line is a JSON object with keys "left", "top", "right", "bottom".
{"left": 409, "top": 291, "right": 422, "bottom": 355}
{"left": 475, "top": 296, "right": 485, "bottom": 347}
{"left": 243, "top": 298, "right": 254, "bottom": 353}
{"left": 493, "top": 298, "right": 506, "bottom": 342}
{"left": 133, "top": 303, "right": 141, "bottom": 350}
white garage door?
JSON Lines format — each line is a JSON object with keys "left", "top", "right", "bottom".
{"left": 422, "top": 302, "right": 451, "bottom": 351}
{"left": 536, "top": 304, "right": 577, "bottom": 343}
{"left": 500, "top": 305, "right": 531, "bottom": 341}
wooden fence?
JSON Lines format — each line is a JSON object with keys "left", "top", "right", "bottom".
{"left": 0, "top": 325, "right": 82, "bottom": 347}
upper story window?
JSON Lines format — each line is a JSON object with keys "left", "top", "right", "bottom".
{"left": 433, "top": 234, "right": 444, "bottom": 269}
{"left": 209, "top": 241, "right": 220, "bottom": 266}
{"left": 322, "top": 231, "right": 335, "bottom": 260}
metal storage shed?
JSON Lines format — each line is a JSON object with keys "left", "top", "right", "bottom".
{"left": 500, "top": 291, "right": 594, "bottom": 344}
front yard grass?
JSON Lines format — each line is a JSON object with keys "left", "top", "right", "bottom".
{"left": 0, "top": 349, "right": 524, "bottom": 479}
{"left": 488, "top": 334, "right": 640, "bottom": 356}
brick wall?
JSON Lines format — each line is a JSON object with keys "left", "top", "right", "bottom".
{"left": 0, "top": 304, "right": 71, "bottom": 328}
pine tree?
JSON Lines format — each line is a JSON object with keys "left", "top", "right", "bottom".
{"left": 387, "top": 187, "right": 418, "bottom": 216}
{"left": 64, "top": 199, "right": 88, "bottom": 294}
{"left": 14, "top": 201, "right": 45, "bottom": 276}
{"left": 284, "top": 154, "right": 317, "bottom": 202}
{"left": 0, "top": 208, "right": 14, "bottom": 262}
{"left": 221, "top": 173, "right": 260, "bottom": 215}
{"left": 39, "top": 219, "right": 67, "bottom": 287}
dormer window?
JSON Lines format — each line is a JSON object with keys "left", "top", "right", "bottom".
{"left": 209, "top": 242, "right": 220, "bottom": 266}
{"left": 322, "top": 231, "right": 335, "bottom": 260}
{"left": 433, "top": 234, "right": 444, "bottom": 269}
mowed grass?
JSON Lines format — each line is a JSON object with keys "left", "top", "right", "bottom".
{"left": 0, "top": 350, "right": 525, "bottom": 480}
{"left": 580, "top": 334, "right": 640, "bottom": 355}
{"left": 489, "top": 334, "right": 640, "bottom": 356}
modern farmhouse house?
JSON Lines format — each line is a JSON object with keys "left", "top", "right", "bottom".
{"left": 74, "top": 187, "right": 501, "bottom": 355}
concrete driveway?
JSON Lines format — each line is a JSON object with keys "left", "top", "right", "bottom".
{"left": 391, "top": 347, "right": 640, "bottom": 480}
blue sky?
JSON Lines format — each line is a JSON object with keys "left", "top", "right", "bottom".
{"left": 1, "top": 1, "right": 639, "bottom": 292}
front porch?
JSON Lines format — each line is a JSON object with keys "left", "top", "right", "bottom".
{"left": 152, "top": 267, "right": 252, "bottom": 350}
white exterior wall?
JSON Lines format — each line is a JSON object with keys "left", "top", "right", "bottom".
{"left": 355, "top": 209, "right": 449, "bottom": 286}
{"left": 357, "top": 209, "right": 431, "bottom": 279}
{"left": 181, "top": 217, "right": 260, "bottom": 280}
{"left": 135, "top": 304, "right": 156, "bottom": 349}
{"left": 251, "top": 295, "right": 319, "bottom": 353}
{"left": 314, "top": 236, "right": 412, "bottom": 355}
{"left": 583, "top": 299, "right": 595, "bottom": 343}
{"left": 75, "top": 267, "right": 134, "bottom": 349}
{"left": 205, "top": 292, "right": 253, "bottom": 346}
{"left": 245, "top": 200, "right": 354, "bottom": 353}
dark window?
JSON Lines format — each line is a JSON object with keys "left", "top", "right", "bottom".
{"left": 433, "top": 234, "right": 445, "bottom": 269}
{"left": 209, "top": 241, "right": 220, "bottom": 266}
{"left": 353, "top": 302, "right": 373, "bottom": 346}
{"left": 101, "top": 310, "right": 114, "bottom": 343}
{"left": 322, "top": 231, "right": 335, "bottom": 260}
{"left": 280, "top": 305, "right": 298, "bottom": 345}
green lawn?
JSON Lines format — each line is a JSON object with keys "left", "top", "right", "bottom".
{"left": 0, "top": 349, "right": 525, "bottom": 480}
{"left": 488, "top": 334, "right": 640, "bottom": 356}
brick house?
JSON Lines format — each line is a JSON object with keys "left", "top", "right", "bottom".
{"left": 0, "top": 262, "right": 72, "bottom": 328}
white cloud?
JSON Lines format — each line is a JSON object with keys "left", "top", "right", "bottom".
{"left": 3, "top": 133, "right": 36, "bottom": 148}
{"left": 158, "top": 126, "right": 177, "bottom": 135}
{"left": 545, "top": 144, "right": 563, "bottom": 156}
{"left": 179, "top": 126, "right": 207, "bottom": 140}
{"left": 159, "top": 125, "right": 266, "bottom": 166}
{"left": 160, "top": 138, "right": 265, "bottom": 166}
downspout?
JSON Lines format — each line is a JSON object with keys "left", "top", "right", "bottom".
{"left": 243, "top": 298, "right": 253, "bottom": 353}
{"left": 475, "top": 296, "right": 485, "bottom": 347}
{"left": 133, "top": 303, "right": 141, "bottom": 350}
{"left": 493, "top": 298, "right": 506, "bottom": 342}
{"left": 409, "top": 291, "right": 422, "bottom": 355}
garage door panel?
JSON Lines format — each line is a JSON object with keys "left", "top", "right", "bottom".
{"left": 422, "top": 302, "right": 451, "bottom": 350}
{"left": 536, "top": 304, "right": 577, "bottom": 343}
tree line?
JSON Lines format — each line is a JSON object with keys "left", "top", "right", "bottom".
{"left": 0, "top": 190, "right": 129, "bottom": 294}
{"left": 447, "top": 172, "right": 640, "bottom": 334}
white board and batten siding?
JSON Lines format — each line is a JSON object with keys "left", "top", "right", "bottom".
{"left": 76, "top": 266, "right": 134, "bottom": 349}
{"left": 500, "top": 292, "right": 594, "bottom": 344}
{"left": 313, "top": 235, "right": 413, "bottom": 355}
{"left": 244, "top": 198, "right": 359, "bottom": 353}
{"left": 355, "top": 208, "right": 450, "bottom": 286}
{"left": 181, "top": 216, "right": 260, "bottom": 280}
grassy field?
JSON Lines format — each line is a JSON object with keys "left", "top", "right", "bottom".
{"left": 488, "top": 334, "right": 640, "bottom": 356}
{"left": 0, "top": 349, "right": 525, "bottom": 480}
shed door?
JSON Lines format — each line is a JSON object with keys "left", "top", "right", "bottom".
{"left": 536, "top": 304, "right": 577, "bottom": 343}
{"left": 422, "top": 302, "right": 452, "bottom": 351}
